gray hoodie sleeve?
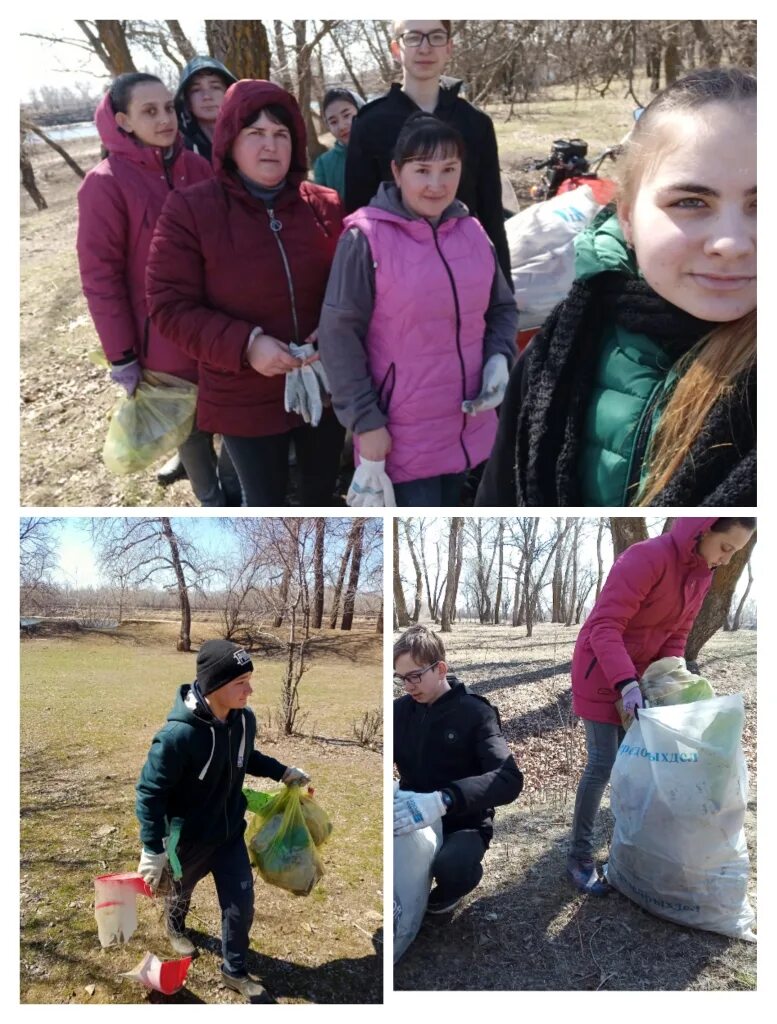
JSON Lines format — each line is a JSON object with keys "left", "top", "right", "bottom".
{"left": 483, "top": 250, "right": 519, "bottom": 366}
{"left": 317, "top": 227, "right": 387, "bottom": 434}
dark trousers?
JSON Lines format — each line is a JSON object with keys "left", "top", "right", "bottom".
{"left": 222, "top": 409, "right": 345, "bottom": 507}
{"left": 165, "top": 831, "right": 254, "bottom": 976}
{"left": 394, "top": 472, "right": 466, "bottom": 508}
{"left": 432, "top": 829, "right": 488, "bottom": 902}
{"left": 177, "top": 429, "right": 242, "bottom": 507}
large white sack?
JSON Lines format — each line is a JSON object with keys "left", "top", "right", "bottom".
{"left": 393, "top": 782, "right": 443, "bottom": 963}
{"left": 506, "top": 184, "right": 607, "bottom": 327}
{"left": 606, "top": 695, "right": 755, "bottom": 941}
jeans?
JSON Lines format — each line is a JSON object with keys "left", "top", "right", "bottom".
{"left": 393, "top": 472, "right": 466, "bottom": 508}
{"left": 569, "top": 718, "right": 625, "bottom": 862}
{"left": 176, "top": 429, "right": 242, "bottom": 507}
{"left": 165, "top": 830, "right": 254, "bottom": 977}
{"left": 431, "top": 829, "right": 487, "bottom": 902}
{"left": 222, "top": 409, "right": 345, "bottom": 507}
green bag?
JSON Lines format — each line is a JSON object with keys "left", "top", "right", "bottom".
{"left": 102, "top": 370, "right": 197, "bottom": 475}
{"left": 243, "top": 786, "right": 325, "bottom": 896}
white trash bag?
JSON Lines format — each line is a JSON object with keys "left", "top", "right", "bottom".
{"left": 606, "top": 694, "right": 755, "bottom": 941}
{"left": 393, "top": 782, "right": 443, "bottom": 962}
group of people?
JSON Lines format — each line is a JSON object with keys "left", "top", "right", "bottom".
{"left": 392, "top": 516, "right": 755, "bottom": 930}
{"left": 77, "top": 21, "right": 756, "bottom": 506}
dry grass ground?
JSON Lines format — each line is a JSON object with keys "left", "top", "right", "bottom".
{"left": 393, "top": 622, "right": 756, "bottom": 992}
{"left": 20, "top": 84, "right": 637, "bottom": 507}
{"left": 20, "top": 620, "right": 382, "bottom": 1004}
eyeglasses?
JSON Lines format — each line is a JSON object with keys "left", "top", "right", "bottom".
{"left": 393, "top": 662, "right": 440, "bottom": 687}
{"left": 397, "top": 30, "right": 450, "bottom": 48}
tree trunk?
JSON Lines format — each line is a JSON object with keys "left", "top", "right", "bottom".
{"left": 273, "top": 21, "right": 294, "bottom": 92}
{"left": 731, "top": 558, "right": 754, "bottom": 631}
{"left": 20, "top": 138, "right": 47, "bottom": 211}
{"left": 564, "top": 520, "right": 581, "bottom": 627}
{"left": 161, "top": 517, "right": 191, "bottom": 651}
{"left": 206, "top": 20, "right": 271, "bottom": 79}
{"left": 493, "top": 521, "right": 504, "bottom": 625}
{"left": 329, "top": 530, "right": 353, "bottom": 629}
{"left": 341, "top": 518, "right": 365, "bottom": 630}
{"left": 452, "top": 523, "right": 464, "bottom": 623}
{"left": 610, "top": 517, "right": 648, "bottom": 558}
{"left": 403, "top": 520, "right": 423, "bottom": 623}
{"left": 393, "top": 519, "right": 411, "bottom": 628}
{"left": 685, "top": 534, "right": 757, "bottom": 661}
{"left": 75, "top": 20, "right": 136, "bottom": 75}
{"left": 273, "top": 563, "right": 292, "bottom": 628}
{"left": 440, "top": 518, "right": 462, "bottom": 632}
{"left": 312, "top": 517, "right": 325, "bottom": 629}
{"left": 166, "top": 20, "right": 197, "bottom": 62}
{"left": 595, "top": 519, "right": 605, "bottom": 601}
{"left": 294, "top": 20, "right": 327, "bottom": 165}
{"left": 22, "top": 119, "right": 85, "bottom": 178}
{"left": 376, "top": 598, "right": 383, "bottom": 634}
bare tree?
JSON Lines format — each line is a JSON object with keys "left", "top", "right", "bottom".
{"left": 312, "top": 517, "right": 326, "bottom": 629}
{"left": 731, "top": 556, "right": 754, "bottom": 632}
{"left": 493, "top": 520, "right": 505, "bottom": 625}
{"left": 293, "top": 20, "right": 339, "bottom": 164}
{"left": 330, "top": 526, "right": 354, "bottom": 629}
{"left": 205, "top": 20, "right": 271, "bottom": 79}
{"left": 165, "top": 20, "right": 197, "bottom": 62}
{"left": 402, "top": 519, "right": 424, "bottom": 623}
{"left": 21, "top": 119, "right": 85, "bottom": 179}
{"left": 20, "top": 518, "right": 61, "bottom": 613}
{"left": 340, "top": 518, "right": 366, "bottom": 631}
{"left": 393, "top": 519, "right": 411, "bottom": 628}
{"left": 76, "top": 20, "right": 137, "bottom": 75}
{"left": 440, "top": 518, "right": 463, "bottom": 633}
{"left": 20, "top": 127, "right": 47, "bottom": 211}
{"left": 685, "top": 533, "right": 757, "bottom": 662}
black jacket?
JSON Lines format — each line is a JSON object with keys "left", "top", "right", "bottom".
{"left": 344, "top": 79, "right": 511, "bottom": 283}
{"left": 174, "top": 56, "right": 238, "bottom": 165}
{"left": 476, "top": 274, "right": 757, "bottom": 507}
{"left": 394, "top": 675, "right": 523, "bottom": 845}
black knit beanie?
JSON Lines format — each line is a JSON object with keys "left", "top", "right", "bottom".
{"left": 196, "top": 640, "right": 254, "bottom": 695}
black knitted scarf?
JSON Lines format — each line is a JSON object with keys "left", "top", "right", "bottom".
{"left": 514, "top": 271, "right": 725, "bottom": 506}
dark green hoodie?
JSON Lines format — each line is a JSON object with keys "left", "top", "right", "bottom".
{"left": 136, "top": 683, "right": 286, "bottom": 854}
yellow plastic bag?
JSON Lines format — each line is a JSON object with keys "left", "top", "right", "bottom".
{"left": 102, "top": 370, "right": 197, "bottom": 475}
{"left": 300, "top": 790, "right": 333, "bottom": 847}
{"left": 245, "top": 786, "right": 326, "bottom": 896}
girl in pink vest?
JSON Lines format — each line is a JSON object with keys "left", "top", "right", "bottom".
{"left": 318, "top": 113, "right": 517, "bottom": 506}
{"left": 77, "top": 72, "right": 238, "bottom": 506}
{"left": 567, "top": 517, "right": 755, "bottom": 895}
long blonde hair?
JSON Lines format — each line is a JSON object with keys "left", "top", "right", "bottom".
{"left": 615, "top": 68, "right": 756, "bottom": 505}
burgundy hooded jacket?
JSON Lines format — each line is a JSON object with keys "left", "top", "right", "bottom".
{"left": 571, "top": 517, "right": 717, "bottom": 725}
{"left": 146, "top": 80, "right": 344, "bottom": 436}
{"left": 77, "top": 92, "right": 213, "bottom": 380}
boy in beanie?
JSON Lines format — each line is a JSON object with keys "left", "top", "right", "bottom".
{"left": 136, "top": 639, "right": 309, "bottom": 1003}
{"left": 174, "top": 56, "right": 238, "bottom": 164}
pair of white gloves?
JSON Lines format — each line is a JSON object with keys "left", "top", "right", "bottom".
{"left": 393, "top": 787, "right": 448, "bottom": 836}
{"left": 284, "top": 343, "right": 330, "bottom": 426}
{"left": 137, "top": 765, "right": 311, "bottom": 891}
{"left": 346, "top": 355, "right": 509, "bottom": 508}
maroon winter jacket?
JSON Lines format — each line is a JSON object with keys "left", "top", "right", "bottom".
{"left": 571, "top": 517, "right": 716, "bottom": 725}
{"left": 146, "top": 80, "right": 344, "bottom": 436}
{"left": 77, "top": 92, "right": 213, "bottom": 381}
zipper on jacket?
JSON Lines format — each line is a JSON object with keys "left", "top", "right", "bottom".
{"left": 584, "top": 656, "right": 597, "bottom": 679}
{"left": 267, "top": 207, "right": 300, "bottom": 344}
{"left": 623, "top": 380, "right": 665, "bottom": 504}
{"left": 142, "top": 317, "right": 150, "bottom": 358}
{"left": 431, "top": 225, "right": 471, "bottom": 471}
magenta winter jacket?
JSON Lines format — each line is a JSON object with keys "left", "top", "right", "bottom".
{"left": 344, "top": 206, "right": 498, "bottom": 484}
{"left": 571, "top": 517, "right": 716, "bottom": 725}
{"left": 76, "top": 92, "right": 213, "bottom": 381}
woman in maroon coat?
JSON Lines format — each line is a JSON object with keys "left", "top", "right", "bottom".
{"left": 146, "top": 79, "right": 345, "bottom": 506}
{"left": 567, "top": 516, "right": 755, "bottom": 894}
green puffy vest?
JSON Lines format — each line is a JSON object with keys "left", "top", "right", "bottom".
{"left": 573, "top": 213, "right": 674, "bottom": 506}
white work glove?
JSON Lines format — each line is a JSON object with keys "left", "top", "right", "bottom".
{"left": 284, "top": 343, "right": 329, "bottom": 427}
{"left": 137, "top": 848, "right": 168, "bottom": 891}
{"left": 461, "top": 354, "right": 510, "bottom": 415}
{"left": 393, "top": 790, "right": 446, "bottom": 835}
{"left": 282, "top": 765, "right": 311, "bottom": 786}
{"left": 347, "top": 458, "right": 396, "bottom": 507}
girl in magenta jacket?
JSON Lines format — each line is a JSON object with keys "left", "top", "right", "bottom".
{"left": 318, "top": 113, "right": 517, "bottom": 507}
{"left": 77, "top": 72, "right": 234, "bottom": 506}
{"left": 567, "top": 516, "right": 755, "bottom": 894}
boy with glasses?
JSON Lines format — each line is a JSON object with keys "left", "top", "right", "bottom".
{"left": 393, "top": 625, "right": 523, "bottom": 914}
{"left": 345, "top": 19, "right": 511, "bottom": 282}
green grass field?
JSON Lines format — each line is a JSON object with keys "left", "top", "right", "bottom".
{"left": 20, "top": 621, "right": 383, "bottom": 1004}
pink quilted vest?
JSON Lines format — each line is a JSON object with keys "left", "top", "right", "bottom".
{"left": 344, "top": 206, "right": 498, "bottom": 484}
